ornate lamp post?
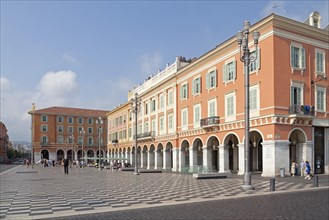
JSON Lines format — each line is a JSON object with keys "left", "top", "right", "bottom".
{"left": 130, "top": 92, "right": 141, "bottom": 175}
{"left": 79, "top": 128, "right": 85, "bottom": 164}
{"left": 96, "top": 116, "right": 103, "bottom": 171}
{"left": 236, "top": 21, "right": 260, "bottom": 190}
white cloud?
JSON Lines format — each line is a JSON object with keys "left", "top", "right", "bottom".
{"left": 36, "top": 70, "right": 78, "bottom": 106}
{"left": 139, "top": 51, "right": 164, "bottom": 77}
{"left": 61, "top": 53, "right": 81, "bottom": 65}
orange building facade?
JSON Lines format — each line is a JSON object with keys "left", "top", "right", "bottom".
{"left": 28, "top": 105, "right": 108, "bottom": 163}
{"left": 107, "top": 12, "right": 328, "bottom": 177}
{"left": 0, "top": 122, "right": 9, "bottom": 163}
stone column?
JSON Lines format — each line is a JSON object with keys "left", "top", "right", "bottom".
{"left": 173, "top": 148, "right": 179, "bottom": 172}
{"left": 218, "top": 144, "right": 225, "bottom": 173}
{"left": 238, "top": 144, "right": 244, "bottom": 175}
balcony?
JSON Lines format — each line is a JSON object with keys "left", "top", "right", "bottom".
{"left": 133, "top": 131, "right": 155, "bottom": 141}
{"left": 112, "top": 139, "right": 118, "bottom": 145}
{"left": 201, "top": 116, "right": 220, "bottom": 130}
{"left": 40, "top": 142, "right": 49, "bottom": 147}
{"left": 289, "top": 105, "right": 315, "bottom": 117}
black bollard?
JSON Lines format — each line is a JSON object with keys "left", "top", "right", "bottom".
{"left": 313, "top": 175, "right": 318, "bottom": 187}
{"left": 270, "top": 178, "right": 275, "bottom": 191}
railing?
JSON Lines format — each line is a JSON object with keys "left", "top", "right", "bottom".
{"left": 289, "top": 105, "right": 315, "bottom": 116}
{"left": 40, "top": 142, "right": 49, "bottom": 146}
{"left": 133, "top": 131, "right": 155, "bottom": 139}
{"left": 112, "top": 139, "right": 118, "bottom": 144}
{"left": 200, "top": 116, "right": 220, "bottom": 127}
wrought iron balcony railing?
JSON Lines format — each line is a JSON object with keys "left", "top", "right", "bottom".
{"left": 112, "top": 139, "right": 118, "bottom": 144}
{"left": 289, "top": 105, "right": 315, "bottom": 117}
{"left": 200, "top": 116, "right": 220, "bottom": 127}
{"left": 133, "top": 131, "right": 155, "bottom": 140}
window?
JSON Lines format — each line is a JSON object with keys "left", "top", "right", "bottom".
{"left": 123, "top": 130, "right": 127, "bottom": 139}
{"left": 159, "top": 116, "right": 164, "bottom": 134}
{"left": 68, "top": 126, "right": 73, "bottom": 133}
{"left": 138, "top": 124, "right": 142, "bottom": 134}
{"left": 57, "top": 136, "right": 64, "bottom": 144}
{"left": 115, "top": 117, "right": 118, "bottom": 126}
{"left": 225, "top": 92, "right": 236, "bottom": 121}
{"left": 316, "top": 87, "right": 326, "bottom": 112}
{"left": 208, "top": 99, "right": 216, "bottom": 117}
{"left": 68, "top": 117, "right": 73, "bottom": 124}
{"left": 119, "top": 116, "right": 122, "bottom": 125}
{"left": 290, "top": 82, "right": 304, "bottom": 106}
{"left": 168, "top": 90, "right": 173, "bottom": 106}
{"left": 151, "top": 99, "right": 156, "bottom": 112}
{"left": 78, "top": 117, "right": 83, "bottom": 124}
{"left": 250, "top": 85, "right": 260, "bottom": 117}
{"left": 88, "top": 127, "right": 93, "bottom": 134}
{"left": 41, "top": 115, "right": 47, "bottom": 122}
{"left": 159, "top": 94, "right": 164, "bottom": 110}
{"left": 144, "top": 122, "right": 149, "bottom": 132}
{"left": 250, "top": 48, "right": 260, "bottom": 72}
{"left": 128, "top": 128, "right": 132, "bottom": 138}
{"left": 88, "top": 137, "right": 93, "bottom": 145}
{"left": 119, "top": 131, "right": 122, "bottom": 139}
{"left": 168, "top": 114, "right": 173, "bottom": 131}
{"left": 88, "top": 118, "right": 93, "bottom": 125}
{"left": 315, "top": 49, "right": 325, "bottom": 74}
{"left": 41, "top": 136, "right": 48, "bottom": 144}
{"left": 57, "top": 116, "right": 63, "bottom": 123}
{"left": 181, "top": 108, "right": 188, "bottom": 130}
{"left": 41, "top": 124, "right": 48, "bottom": 132}
{"left": 192, "top": 77, "right": 201, "bottom": 95}
{"left": 145, "top": 102, "right": 148, "bottom": 115}
{"left": 152, "top": 119, "right": 156, "bottom": 133}
{"left": 206, "top": 70, "right": 217, "bottom": 89}
{"left": 223, "top": 60, "right": 236, "bottom": 83}
{"left": 290, "top": 44, "right": 305, "bottom": 70}
{"left": 194, "top": 104, "right": 201, "bottom": 128}
{"left": 180, "top": 83, "right": 188, "bottom": 100}
{"left": 57, "top": 125, "right": 63, "bottom": 133}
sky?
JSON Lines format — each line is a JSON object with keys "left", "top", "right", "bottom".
{"left": 1, "top": 0, "right": 328, "bottom": 142}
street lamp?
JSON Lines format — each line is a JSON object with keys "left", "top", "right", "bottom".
{"left": 96, "top": 116, "right": 103, "bottom": 171}
{"left": 79, "top": 128, "right": 85, "bottom": 165}
{"left": 237, "top": 21, "right": 260, "bottom": 190}
{"left": 130, "top": 92, "right": 141, "bottom": 175}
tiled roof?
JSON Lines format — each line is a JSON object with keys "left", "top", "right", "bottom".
{"left": 29, "top": 106, "right": 109, "bottom": 117}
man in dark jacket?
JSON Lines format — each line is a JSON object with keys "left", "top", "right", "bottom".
{"left": 64, "top": 158, "right": 69, "bottom": 174}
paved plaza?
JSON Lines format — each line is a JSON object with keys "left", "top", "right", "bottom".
{"left": 0, "top": 164, "right": 328, "bottom": 220}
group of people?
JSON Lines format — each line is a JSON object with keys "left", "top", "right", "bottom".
{"left": 291, "top": 160, "right": 312, "bottom": 179}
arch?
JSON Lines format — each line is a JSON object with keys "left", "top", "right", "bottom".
{"left": 223, "top": 133, "right": 239, "bottom": 173}
{"left": 165, "top": 142, "right": 173, "bottom": 170}
{"left": 156, "top": 143, "right": 164, "bottom": 169}
{"left": 77, "top": 149, "right": 83, "bottom": 161}
{"left": 250, "top": 130, "right": 264, "bottom": 172}
{"left": 206, "top": 136, "right": 220, "bottom": 171}
{"left": 87, "top": 150, "right": 95, "bottom": 163}
{"left": 142, "top": 145, "right": 148, "bottom": 168}
{"left": 181, "top": 140, "right": 190, "bottom": 169}
{"left": 192, "top": 138, "right": 203, "bottom": 166}
{"left": 41, "top": 149, "right": 49, "bottom": 160}
{"left": 67, "top": 149, "right": 74, "bottom": 161}
{"left": 56, "top": 149, "right": 64, "bottom": 162}
{"left": 288, "top": 128, "right": 307, "bottom": 170}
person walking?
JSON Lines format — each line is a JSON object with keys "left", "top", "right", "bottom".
{"left": 305, "top": 161, "right": 311, "bottom": 180}
{"left": 63, "top": 158, "right": 69, "bottom": 175}
{"left": 300, "top": 160, "right": 305, "bottom": 177}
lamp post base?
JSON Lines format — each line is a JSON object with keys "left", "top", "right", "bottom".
{"left": 133, "top": 171, "right": 140, "bottom": 175}
{"left": 241, "top": 172, "right": 254, "bottom": 190}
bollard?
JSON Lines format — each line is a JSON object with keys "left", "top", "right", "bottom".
{"left": 313, "top": 175, "right": 318, "bottom": 187}
{"left": 270, "top": 178, "right": 275, "bottom": 191}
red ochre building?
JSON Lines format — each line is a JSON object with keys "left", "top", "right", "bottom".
{"left": 107, "top": 12, "right": 328, "bottom": 177}
{"left": 28, "top": 105, "right": 108, "bottom": 163}
{"left": 0, "top": 122, "right": 9, "bottom": 163}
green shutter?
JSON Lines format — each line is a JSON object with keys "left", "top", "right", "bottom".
{"left": 301, "top": 48, "right": 305, "bottom": 69}
{"left": 186, "top": 83, "right": 189, "bottom": 98}
{"left": 256, "top": 47, "right": 260, "bottom": 70}
{"left": 222, "top": 64, "right": 227, "bottom": 82}
{"left": 180, "top": 86, "right": 183, "bottom": 99}
{"left": 192, "top": 80, "right": 195, "bottom": 95}
{"left": 233, "top": 60, "right": 237, "bottom": 79}
{"left": 290, "top": 86, "right": 294, "bottom": 106}
{"left": 206, "top": 73, "right": 210, "bottom": 89}
{"left": 214, "top": 70, "right": 217, "bottom": 87}
{"left": 290, "top": 45, "right": 293, "bottom": 67}
{"left": 199, "top": 77, "right": 202, "bottom": 93}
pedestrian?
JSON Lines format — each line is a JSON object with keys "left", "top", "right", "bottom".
{"left": 305, "top": 161, "right": 311, "bottom": 180}
{"left": 52, "top": 160, "right": 55, "bottom": 167}
{"left": 291, "top": 161, "right": 296, "bottom": 176}
{"left": 300, "top": 160, "right": 305, "bottom": 177}
{"left": 295, "top": 162, "right": 298, "bottom": 176}
{"left": 63, "top": 158, "right": 69, "bottom": 174}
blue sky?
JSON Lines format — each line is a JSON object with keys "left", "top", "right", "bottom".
{"left": 1, "top": 0, "right": 328, "bottom": 141}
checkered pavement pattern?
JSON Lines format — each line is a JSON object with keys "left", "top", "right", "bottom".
{"left": 0, "top": 165, "right": 318, "bottom": 220}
